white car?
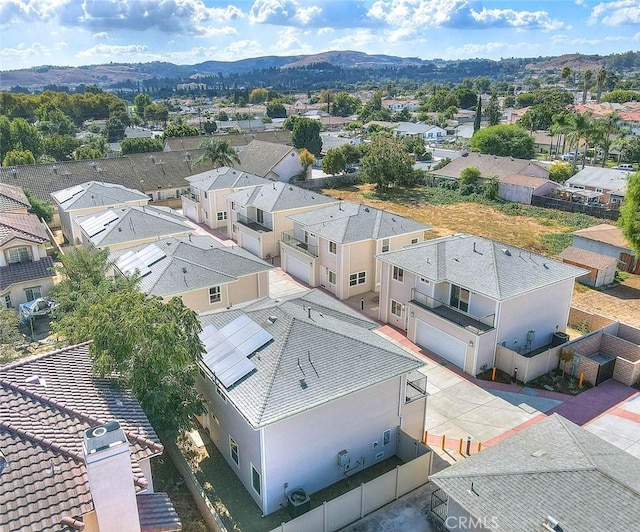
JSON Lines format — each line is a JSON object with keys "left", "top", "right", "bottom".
{"left": 561, "top": 151, "right": 582, "bottom": 161}
{"left": 612, "top": 164, "right": 634, "bottom": 171}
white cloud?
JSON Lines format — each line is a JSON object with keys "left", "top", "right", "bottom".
{"left": 317, "top": 27, "right": 334, "bottom": 35}
{"left": 0, "top": 0, "right": 70, "bottom": 25}
{"left": 77, "top": 43, "right": 150, "bottom": 58}
{"left": 589, "top": 0, "right": 640, "bottom": 25}
{"left": 249, "top": 0, "right": 294, "bottom": 24}
{"left": 329, "top": 29, "right": 377, "bottom": 49}
{"left": 92, "top": 32, "right": 108, "bottom": 40}
{"left": 193, "top": 25, "right": 238, "bottom": 38}
{"left": 219, "top": 39, "right": 266, "bottom": 60}
{"left": 295, "top": 5, "right": 322, "bottom": 25}
{"left": 551, "top": 34, "right": 627, "bottom": 46}
{"left": 634, "top": 31, "right": 640, "bottom": 41}
{"left": 274, "top": 27, "right": 314, "bottom": 53}
{"left": 0, "top": 41, "right": 50, "bottom": 59}
{"left": 445, "top": 41, "right": 535, "bottom": 58}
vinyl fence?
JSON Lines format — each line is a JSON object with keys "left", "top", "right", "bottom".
{"left": 270, "top": 431, "right": 432, "bottom": 532}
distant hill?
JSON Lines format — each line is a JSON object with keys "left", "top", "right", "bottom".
{"left": 524, "top": 54, "right": 606, "bottom": 73}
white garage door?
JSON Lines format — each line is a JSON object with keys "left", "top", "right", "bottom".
{"left": 182, "top": 202, "right": 198, "bottom": 223}
{"left": 285, "top": 255, "right": 311, "bottom": 284}
{"left": 242, "top": 233, "right": 260, "bottom": 257}
{"left": 415, "top": 319, "right": 467, "bottom": 369}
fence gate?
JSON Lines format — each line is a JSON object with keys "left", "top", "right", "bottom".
{"left": 596, "top": 358, "right": 616, "bottom": 385}
{"left": 430, "top": 488, "right": 448, "bottom": 523}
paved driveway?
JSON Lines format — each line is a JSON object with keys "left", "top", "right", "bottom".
{"left": 585, "top": 392, "right": 640, "bottom": 459}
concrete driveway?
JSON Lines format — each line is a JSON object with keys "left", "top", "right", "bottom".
{"left": 585, "top": 392, "right": 640, "bottom": 459}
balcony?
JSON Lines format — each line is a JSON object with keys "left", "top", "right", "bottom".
{"left": 236, "top": 213, "right": 273, "bottom": 233}
{"left": 181, "top": 191, "right": 199, "bottom": 203}
{"left": 410, "top": 288, "right": 495, "bottom": 335}
{"left": 281, "top": 231, "right": 318, "bottom": 258}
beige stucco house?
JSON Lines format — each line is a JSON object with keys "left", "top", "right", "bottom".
{"left": 280, "top": 201, "right": 431, "bottom": 300}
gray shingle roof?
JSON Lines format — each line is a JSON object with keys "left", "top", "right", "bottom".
{"left": 0, "top": 255, "right": 54, "bottom": 291}
{"left": 78, "top": 205, "right": 192, "bottom": 248}
{"left": 0, "top": 150, "right": 216, "bottom": 202}
{"left": 0, "top": 183, "right": 30, "bottom": 212}
{"left": 236, "top": 140, "right": 297, "bottom": 177}
{"left": 288, "top": 201, "right": 430, "bottom": 243}
{"left": 573, "top": 224, "right": 632, "bottom": 250}
{"left": 164, "top": 131, "right": 292, "bottom": 151}
{"left": 558, "top": 246, "right": 618, "bottom": 270}
{"left": 198, "top": 289, "right": 422, "bottom": 428}
{"left": 0, "top": 343, "right": 178, "bottom": 532}
{"left": 567, "top": 166, "right": 630, "bottom": 193}
{"left": 109, "top": 235, "right": 273, "bottom": 297}
{"left": 224, "top": 182, "right": 336, "bottom": 213}
{"left": 430, "top": 414, "right": 640, "bottom": 532}
{"left": 187, "top": 166, "right": 271, "bottom": 191}
{"left": 377, "top": 234, "right": 587, "bottom": 300}
{"left": 51, "top": 181, "right": 150, "bottom": 210}
{"left": 433, "top": 153, "right": 548, "bottom": 180}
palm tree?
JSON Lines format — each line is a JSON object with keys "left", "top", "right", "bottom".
{"left": 566, "top": 111, "right": 593, "bottom": 168}
{"left": 591, "top": 113, "right": 619, "bottom": 166}
{"left": 196, "top": 138, "right": 240, "bottom": 168}
{"left": 550, "top": 112, "right": 571, "bottom": 157}
{"left": 561, "top": 66, "right": 571, "bottom": 94}
{"left": 582, "top": 70, "right": 593, "bottom": 104}
{"left": 596, "top": 68, "right": 607, "bottom": 103}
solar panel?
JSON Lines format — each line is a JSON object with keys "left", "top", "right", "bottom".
{"left": 81, "top": 210, "right": 119, "bottom": 237}
{"left": 218, "top": 314, "right": 251, "bottom": 338}
{"left": 237, "top": 328, "right": 273, "bottom": 356}
{"left": 211, "top": 349, "right": 246, "bottom": 375}
{"left": 136, "top": 244, "right": 166, "bottom": 266}
{"left": 115, "top": 250, "right": 151, "bottom": 278}
{"left": 52, "top": 184, "right": 84, "bottom": 204}
{"left": 217, "top": 358, "right": 257, "bottom": 388}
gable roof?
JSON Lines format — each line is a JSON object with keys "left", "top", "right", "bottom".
{"left": 288, "top": 201, "right": 430, "bottom": 244}
{"left": 394, "top": 122, "right": 444, "bottom": 135}
{"left": 109, "top": 235, "right": 273, "bottom": 298}
{"left": 0, "top": 150, "right": 216, "bottom": 202}
{"left": 430, "top": 414, "right": 640, "bottom": 532}
{"left": 236, "top": 140, "right": 297, "bottom": 177}
{"left": 573, "top": 224, "right": 632, "bottom": 251}
{"left": 198, "top": 289, "right": 422, "bottom": 428}
{"left": 78, "top": 205, "right": 192, "bottom": 248}
{"left": 377, "top": 234, "right": 586, "bottom": 300}
{"left": 566, "top": 166, "right": 630, "bottom": 193}
{"left": 0, "top": 212, "right": 49, "bottom": 247}
{"left": 186, "top": 166, "right": 271, "bottom": 191}
{"left": 433, "top": 153, "right": 548, "bottom": 180}
{"left": 558, "top": 246, "right": 618, "bottom": 270}
{"left": 0, "top": 183, "right": 30, "bottom": 213}
{"left": 51, "top": 181, "right": 150, "bottom": 211}
{"left": 500, "top": 174, "right": 559, "bottom": 189}
{"left": 164, "top": 130, "right": 292, "bottom": 152}
{"left": 0, "top": 343, "right": 179, "bottom": 532}
{"left": 224, "top": 182, "right": 336, "bottom": 213}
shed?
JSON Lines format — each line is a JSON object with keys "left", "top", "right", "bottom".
{"left": 558, "top": 246, "right": 617, "bottom": 287}
{"left": 498, "top": 174, "right": 560, "bottom": 205}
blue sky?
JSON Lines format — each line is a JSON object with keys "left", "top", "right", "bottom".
{"left": 0, "top": 0, "right": 638, "bottom": 70}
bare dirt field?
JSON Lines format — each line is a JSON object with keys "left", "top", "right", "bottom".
{"left": 572, "top": 274, "right": 640, "bottom": 328}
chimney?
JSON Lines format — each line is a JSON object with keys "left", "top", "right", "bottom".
{"left": 83, "top": 421, "right": 141, "bottom": 532}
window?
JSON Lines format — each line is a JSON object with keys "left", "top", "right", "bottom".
{"left": 217, "top": 211, "right": 227, "bottom": 221}
{"left": 420, "top": 277, "right": 430, "bottom": 285}
{"left": 229, "top": 436, "right": 239, "bottom": 466}
{"left": 392, "top": 266, "right": 404, "bottom": 283}
{"left": 450, "top": 284, "right": 470, "bottom": 312}
{"left": 204, "top": 191, "right": 208, "bottom": 199}
{"left": 595, "top": 188, "right": 603, "bottom": 193}
{"left": 8, "top": 247, "right": 30, "bottom": 264}
{"left": 24, "top": 287, "right": 41, "bottom": 302}
{"left": 251, "top": 465, "right": 261, "bottom": 495}
{"left": 204, "top": 210, "right": 209, "bottom": 220}
{"left": 328, "top": 270, "right": 337, "bottom": 285}
{"left": 231, "top": 201, "right": 236, "bottom": 211}
{"left": 383, "top": 429, "right": 391, "bottom": 446}
{"left": 232, "top": 223, "right": 238, "bottom": 233}
{"left": 329, "top": 241, "right": 337, "bottom": 254}
{"left": 256, "top": 209, "right": 264, "bottom": 224}
{"left": 381, "top": 239, "right": 390, "bottom": 253}
{"left": 4, "top": 295, "right": 11, "bottom": 309}
{"left": 391, "top": 300, "right": 402, "bottom": 317}
{"left": 349, "top": 271, "right": 366, "bottom": 286}
{"left": 411, "top": 238, "right": 419, "bottom": 244}
{"left": 209, "top": 286, "right": 221, "bottom": 304}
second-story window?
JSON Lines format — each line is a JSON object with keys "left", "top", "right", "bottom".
{"left": 392, "top": 266, "right": 404, "bottom": 283}
{"left": 382, "top": 239, "right": 390, "bottom": 253}
{"left": 329, "top": 241, "right": 337, "bottom": 254}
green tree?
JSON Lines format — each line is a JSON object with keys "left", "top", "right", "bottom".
{"left": 401, "top": 136, "right": 426, "bottom": 158}
{"left": 266, "top": 101, "right": 287, "bottom": 118}
{"left": 361, "top": 136, "right": 414, "bottom": 190}
{"left": 121, "top": 137, "right": 164, "bottom": 155}
{"left": 460, "top": 166, "right": 481, "bottom": 184}
{"left": 470, "top": 124, "right": 535, "bottom": 159}
{"left": 595, "top": 68, "right": 607, "bottom": 103}
{"left": 9, "top": 118, "right": 43, "bottom": 158}
{"left": 322, "top": 148, "right": 347, "bottom": 175}
{"left": 35, "top": 103, "right": 75, "bottom": 136}
{"left": 291, "top": 117, "right": 322, "bottom": 157}
{"left": 618, "top": 171, "right": 640, "bottom": 256}
{"left": 621, "top": 136, "right": 640, "bottom": 164}
{"left": 474, "top": 96, "right": 482, "bottom": 133}
{"left": 134, "top": 93, "right": 152, "bottom": 118}
{"left": 0, "top": 116, "right": 12, "bottom": 162}
{"left": 3, "top": 149, "right": 35, "bottom": 166}
{"left": 196, "top": 138, "right": 239, "bottom": 168}
{"left": 299, "top": 148, "right": 315, "bottom": 173}
{"left": 0, "top": 308, "right": 22, "bottom": 364}
{"left": 455, "top": 88, "right": 477, "bottom": 109}
{"left": 561, "top": 67, "right": 571, "bottom": 94}
{"left": 144, "top": 103, "right": 169, "bottom": 126}
{"left": 332, "top": 92, "right": 361, "bottom": 117}
{"left": 483, "top": 175, "right": 499, "bottom": 199}
{"left": 43, "top": 134, "right": 80, "bottom": 161}
{"left": 582, "top": 70, "right": 593, "bottom": 104}
{"left": 23, "top": 188, "right": 54, "bottom": 222}
{"left": 485, "top": 94, "right": 501, "bottom": 126}
{"left": 105, "top": 117, "right": 126, "bottom": 142}
{"left": 547, "top": 161, "right": 574, "bottom": 183}
{"left": 51, "top": 247, "right": 205, "bottom": 435}
{"left": 203, "top": 120, "right": 217, "bottom": 134}
{"left": 163, "top": 123, "right": 200, "bottom": 138}
{"left": 601, "top": 90, "right": 640, "bottom": 104}
{"left": 217, "top": 110, "right": 229, "bottom": 121}
{"left": 249, "top": 88, "right": 268, "bottom": 104}
{"left": 340, "top": 143, "right": 361, "bottom": 165}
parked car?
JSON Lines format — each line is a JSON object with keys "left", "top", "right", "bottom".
{"left": 612, "top": 164, "right": 634, "bottom": 171}
{"left": 561, "top": 151, "right": 583, "bottom": 161}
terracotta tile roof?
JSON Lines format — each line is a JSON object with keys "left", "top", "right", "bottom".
{"left": 0, "top": 343, "right": 179, "bottom": 532}
{"left": 0, "top": 212, "right": 49, "bottom": 247}
{"left": 0, "top": 255, "right": 55, "bottom": 291}
{"left": 573, "top": 223, "right": 632, "bottom": 250}
{"left": 0, "top": 183, "right": 30, "bottom": 212}
{"left": 559, "top": 246, "right": 618, "bottom": 270}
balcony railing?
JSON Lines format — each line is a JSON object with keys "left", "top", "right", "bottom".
{"left": 410, "top": 288, "right": 495, "bottom": 334}
{"left": 181, "top": 191, "right": 199, "bottom": 202}
{"left": 281, "top": 230, "right": 318, "bottom": 258}
{"left": 236, "top": 213, "right": 273, "bottom": 233}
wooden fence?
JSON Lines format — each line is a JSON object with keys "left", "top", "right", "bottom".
{"left": 531, "top": 195, "right": 619, "bottom": 220}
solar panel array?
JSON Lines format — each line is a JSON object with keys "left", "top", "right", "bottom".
{"left": 200, "top": 314, "right": 272, "bottom": 388}
{"left": 80, "top": 210, "right": 119, "bottom": 237}
{"left": 52, "top": 184, "right": 84, "bottom": 204}
{"left": 116, "top": 243, "right": 166, "bottom": 278}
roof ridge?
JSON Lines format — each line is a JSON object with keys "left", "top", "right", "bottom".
{"left": 0, "top": 341, "right": 92, "bottom": 372}
{"left": 489, "top": 241, "right": 503, "bottom": 300}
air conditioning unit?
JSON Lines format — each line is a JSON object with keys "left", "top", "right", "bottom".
{"left": 338, "top": 449, "right": 350, "bottom": 467}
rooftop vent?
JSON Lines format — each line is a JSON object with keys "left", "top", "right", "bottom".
{"left": 501, "top": 248, "right": 511, "bottom": 256}
{"left": 267, "top": 315, "right": 278, "bottom": 324}
{"left": 25, "top": 375, "right": 46, "bottom": 387}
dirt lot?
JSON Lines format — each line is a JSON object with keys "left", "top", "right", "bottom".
{"left": 572, "top": 274, "right": 640, "bottom": 328}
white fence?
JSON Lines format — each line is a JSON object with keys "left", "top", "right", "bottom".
{"left": 269, "top": 448, "right": 432, "bottom": 532}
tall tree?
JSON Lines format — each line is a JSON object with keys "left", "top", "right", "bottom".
{"left": 51, "top": 247, "right": 204, "bottom": 435}
{"left": 565, "top": 111, "right": 593, "bottom": 167}
{"left": 582, "top": 70, "right": 593, "bottom": 104}
{"left": 361, "top": 136, "right": 414, "bottom": 190}
{"left": 618, "top": 170, "right": 640, "bottom": 256}
{"left": 196, "top": 138, "right": 240, "bottom": 168}
{"left": 470, "top": 124, "right": 535, "bottom": 160}
{"left": 134, "top": 93, "right": 152, "bottom": 118}
{"left": 596, "top": 68, "right": 607, "bottom": 103}
{"left": 561, "top": 67, "right": 571, "bottom": 95}
{"left": 322, "top": 148, "right": 347, "bottom": 175}
{"left": 291, "top": 117, "right": 322, "bottom": 157}
{"left": 474, "top": 96, "right": 482, "bottom": 133}
{"left": 485, "top": 94, "right": 501, "bottom": 126}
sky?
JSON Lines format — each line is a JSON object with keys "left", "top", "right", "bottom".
{"left": 0, "top": 0, "right": 639, "bottom": 71}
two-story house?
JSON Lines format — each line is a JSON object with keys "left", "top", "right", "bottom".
{"left": 196, "top": 289, "right": 426, "bottom": 516}
{"left": 0, "top": 212, "right": 55, "bottom": 309}
{"left": 181, "top": 167, "right": 270, "bottom": 230}
{"left": 377, "top": 234, "right": 586, "bottom": 375}
{"left": 225, "top": 183, "right": 337, "bottom": 260}
{"left": 0, "top": 183, "right": 30, "bottom": 214}
{"left": 236, "top": 140, "right": 304, "bottom": 182}
{"left": 280, "top": 201, "right": 431, "bottom": 299}
{"left": 51, "top": 181, "right": 150, "bottom": 244}
{"left": 109, "top": 235, "right": 273, "bottom": 313}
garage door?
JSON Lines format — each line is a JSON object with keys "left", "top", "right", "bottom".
{"left": 182, "top": 202, "right": 198, "bottom": 223}
{"left": 242, "top": 233, "right": 260, "bottom": 257}
{"left": 285, "top": 255, "right": 311, "bottom": 285}
{"left": 415, "top": 319, "right": 466, "bottom": 369}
